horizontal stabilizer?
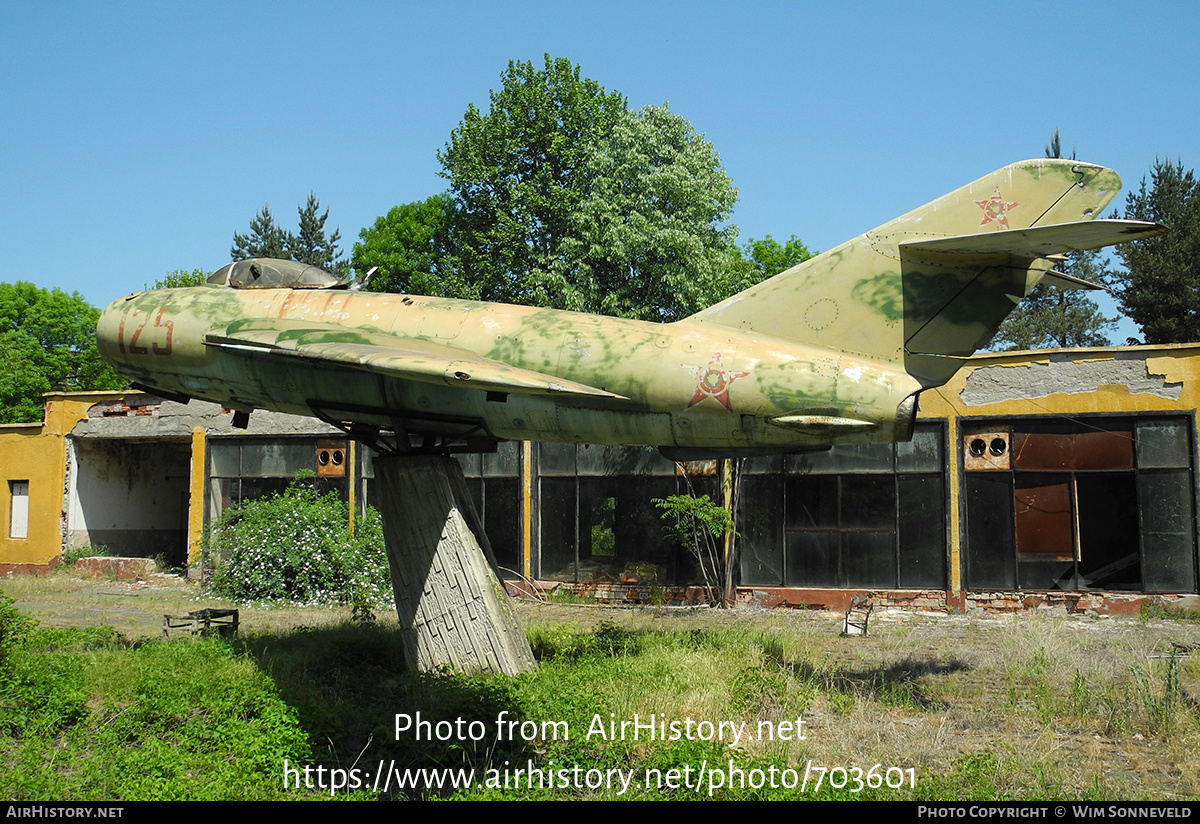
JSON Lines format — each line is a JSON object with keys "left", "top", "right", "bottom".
{"left": 902, "top": 219, "right": 1166, "bottom": 258}
{"left": 1038, "top": 270, "right": 1105, "bottom": 291}
{"left": 205, "top": 324, "right": 626, "bottom": 400}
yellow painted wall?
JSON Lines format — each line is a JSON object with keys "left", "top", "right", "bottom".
{"left": 916, "top": 344, "right": 1200, "bottom": 593}
{"left": 0, "top": 393, "right": 126, "bottom": 569}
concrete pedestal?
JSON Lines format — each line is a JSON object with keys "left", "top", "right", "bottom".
{"left": 374, "top": 455, "right": 534, "bottom": 675}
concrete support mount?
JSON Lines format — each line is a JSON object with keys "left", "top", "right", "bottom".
{"left": 375, "top": 455, "right": 535, "bottom": 676}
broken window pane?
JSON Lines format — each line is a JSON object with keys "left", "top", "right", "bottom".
{"left": 1012, "top": 424, "right": 1133, "bottom": 471}
{"left": 1136, "top": 419, "right": 1190, "bottom": 469}
{"left": 1014, "top": 474, "right": 1073, "bottom": 559}
{"left": 1076, "top": 473, "right": 1140, "bottom": 590}
{"left": 897, "top": 424, "right": 943, "bottom": 472}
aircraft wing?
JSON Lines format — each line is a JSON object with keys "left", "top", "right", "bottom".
{"left": 204, "top": 321, "right": 627, "bottom": 400}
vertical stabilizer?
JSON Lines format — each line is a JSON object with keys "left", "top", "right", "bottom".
{"left": 688, "top": 160, "right": 1125, "bottom": 384}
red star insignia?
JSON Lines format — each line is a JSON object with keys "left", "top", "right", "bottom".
{"left": 682, "top": 352, "right": 749, "bottom": 411}
{"left": 975, "top": 187, "right": 1018, "bottom": 229}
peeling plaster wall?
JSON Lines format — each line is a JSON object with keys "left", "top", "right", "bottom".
{"left": 71, "top": 398, "right": 343, "bottom": 440}
{"left": 961, "top": 352, "right": 1183, "bottom": 407}
{"left": 915, "top": 344, "right": 1200, "bottom": 597}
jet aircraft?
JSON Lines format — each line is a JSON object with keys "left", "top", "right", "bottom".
{"left": 96, "top": 159, "right": 1164, "bottom": 459}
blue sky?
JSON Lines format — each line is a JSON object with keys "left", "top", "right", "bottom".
{"left": 3, "top": 1, "right": 1198, "bottom": 342}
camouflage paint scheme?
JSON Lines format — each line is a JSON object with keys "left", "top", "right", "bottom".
{"left": 96, "top": 160, "right": 1163, "bottom": 457}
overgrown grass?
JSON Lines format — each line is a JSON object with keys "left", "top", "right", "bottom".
{"left": 2, "top": 591, "right": 1199, "bottom": 800}
{"left": 0, "top": 594, "right": 311, "bottom": 800}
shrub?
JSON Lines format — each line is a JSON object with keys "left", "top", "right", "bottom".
{"left": 206, "top": 477, "right": 390, "bottom": 606}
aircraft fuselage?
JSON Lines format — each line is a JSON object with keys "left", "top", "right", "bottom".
{"left": 96, "top": 285, "right": 922, "bottom": 452}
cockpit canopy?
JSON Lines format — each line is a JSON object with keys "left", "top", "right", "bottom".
{"left": 206, "top": 258, "right": 352, "bottom": 290}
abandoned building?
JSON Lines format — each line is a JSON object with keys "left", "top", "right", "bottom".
{"left": 2, "top": 343, "right": 1199, "bottom": 615}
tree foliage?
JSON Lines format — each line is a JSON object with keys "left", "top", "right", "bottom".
{"left": 436, "top": 55, "right": 628, "bottom": 307}
{"left": 987, "top": 132, "right": 1113, "bottom": 351}
{"left": 552, "top": 104, "right": 744, "bottom": 320}
{"left": 0, "top": 283, "right": 126, "bottom": 423}
{"left": 231, "top": 194, "right": 346, "bottom": 273}
{"left": 1112, "top": 158, "right": 1200, "bottom": 344}
{"left": 989, "top": 248, "right": 1115, "bottom": 350}
{"left": 289, "top": 193, "right": 346, "bottom": 273}
{"left": 352, "top": 194, "right": 466, "bottom": 297}
{"left": 374, "top": 56, "right": 756, "bottom": 321}
{"left": 147, "top": 269, "right": 208, "bottom": 290}
{"left": 231, "top": 205, "right": 288, "bottom": 260}
{"left": 738, "top": 234, "right": 813, "bottom": 281}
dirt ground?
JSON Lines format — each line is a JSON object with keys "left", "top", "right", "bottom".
{"left": 5, "top": 570, "right": 1200, "bottom": 799}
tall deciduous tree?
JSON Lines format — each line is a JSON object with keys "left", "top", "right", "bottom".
{"left": 352, "top": 194, "right": 467, "bottom": 297}
{"left": 739, "top": 234, "right": 813, "bottom": 280}
{"left": 0, "top": 283, "right": 126, "bottom": 423}
{"left": 554, "top": 104, "right": 743, "bottom": 320}
{"left": 147, "top": 269, "right": 208, "bottom": 290}
{"left": 437, "top": 55, "right": 628, "bottom": 306}
{"left": 987, "top": 132, "right": 1114, "bottom": 350}
{"left": 429, "top": 57, "right": 757, "bottom": 320}
{"left": 1112, "top": 158, "right": 1200, "bottom": 344}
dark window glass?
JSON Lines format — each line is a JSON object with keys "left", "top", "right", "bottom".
{"left": 965, "top": 473, "right": 1015, "bottom": 589}
{"left": 786, "top": 531, "right": 838, "bottom": 587}
{"left": 1139, "top": 469, "right": 1197, "bottom": 592}
{"left": 483, "top": 478, "right": 519, "bottom": 574}
{"left": 843, "top": 532, "right": 896, "bottom": 588}
{"left": 539, "top": 478, "right": 577, "bottom": 581}
{"left": 785, "top": 476, "right": 838, "bottom": 528}
{"left": 739, "top": 476, "right": 783, "bottom": 586}
{"left": 897, "top": 427, "right": 943, "bottom": 472}
{"left": 787, "top": 442, "right": 893, "bottom": 474}
{"left": 840, "top": 475, "right": 894, "bottom": 529}
{"left": 898, "top": 475, "right": 946, "bottom": 588}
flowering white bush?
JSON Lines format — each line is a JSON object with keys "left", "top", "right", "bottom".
{"left": 206, "top": 479, "right": 391, "bottom": 606}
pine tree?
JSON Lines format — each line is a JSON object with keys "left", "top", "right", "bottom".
{"left": 1112, "top": 158, "right": 1200, "bottom": 344}
{"left": 288, "top": 193, "right": 347, "bottom": 273}
{"left": 230, "top": 196, "right": 346, "bottom": 273}
{"left": 231, "top": 205, "right": 288, "bottom": 260}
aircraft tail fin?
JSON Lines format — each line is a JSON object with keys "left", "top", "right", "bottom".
{"left": 689, "top": 159, "right": 1162, "bottom": 385}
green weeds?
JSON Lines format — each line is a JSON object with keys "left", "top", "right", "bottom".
{"left": 2, "top": 592, "right": 1196, "bottom": 800}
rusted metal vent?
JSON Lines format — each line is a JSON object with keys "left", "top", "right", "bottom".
{"left": 316, "top": 439, "right": 347, "bottom": 476}
{"left": 963, "top": 429, "right": 1011, "bottom": 471}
